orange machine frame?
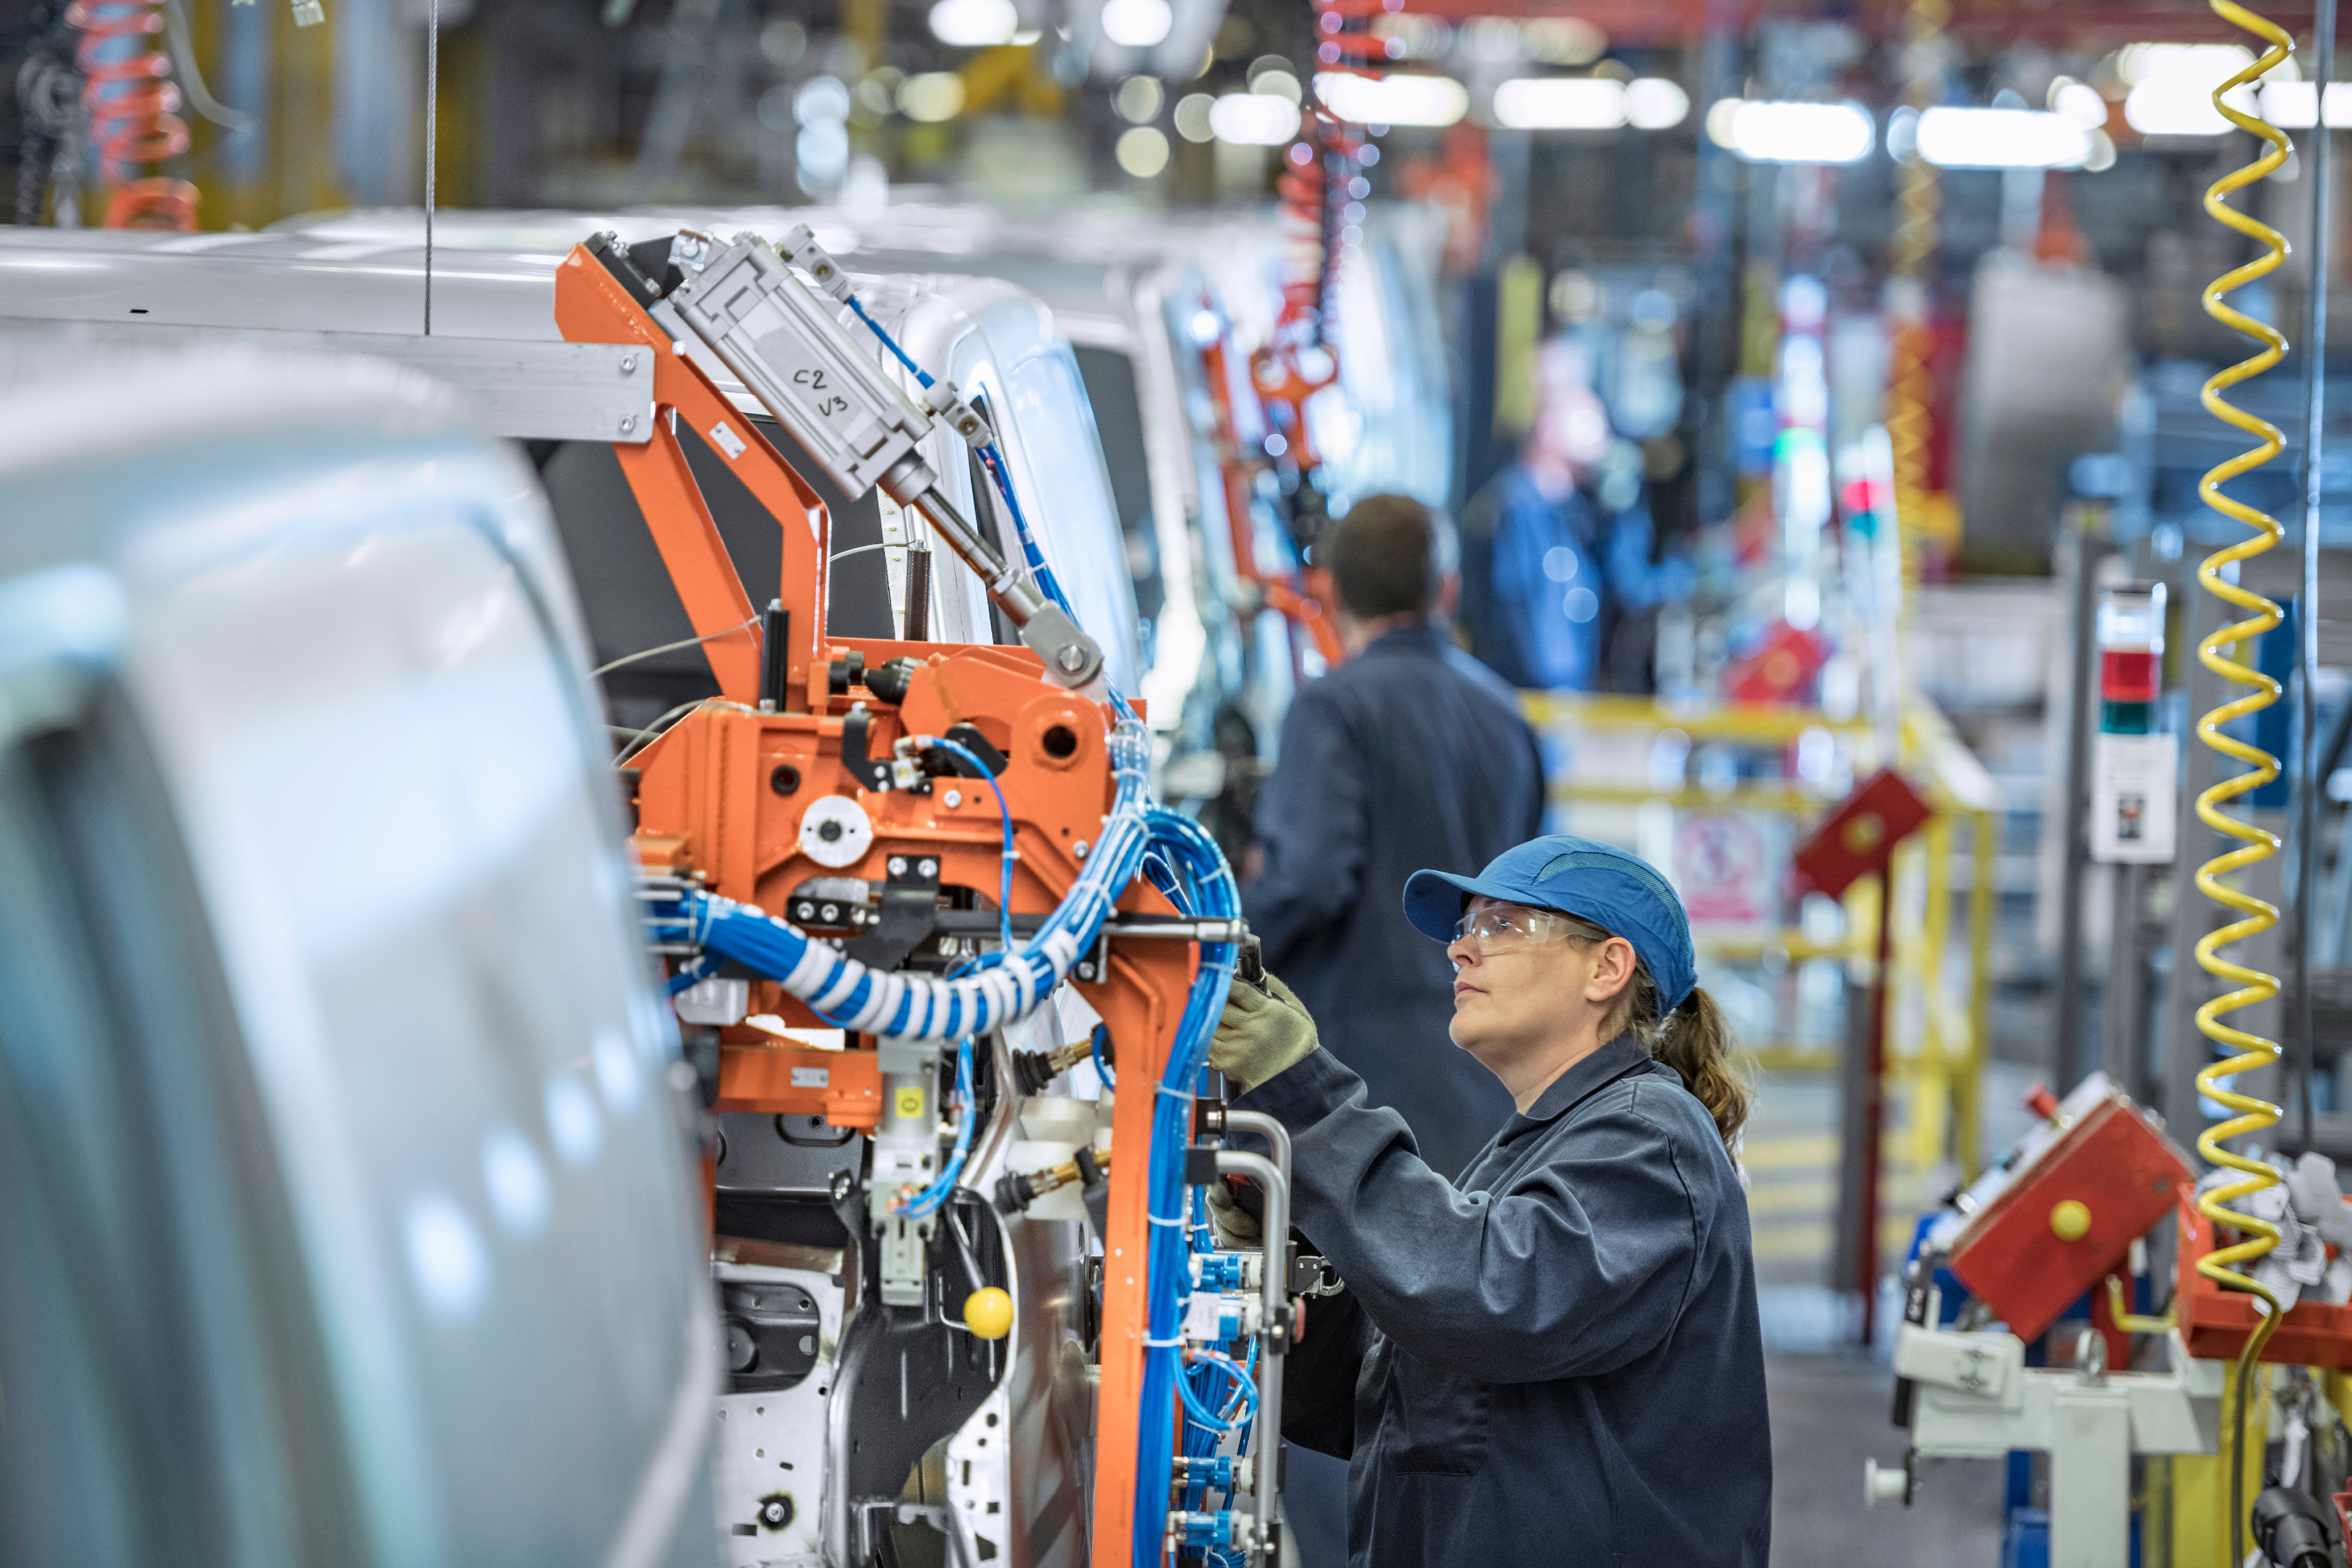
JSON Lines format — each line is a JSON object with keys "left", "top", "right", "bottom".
{"left": 1199, "top": 319, "right": 1345, "bottom": 670}
{"left": 558, "top": 242, "right": 1189, "bottom": 1567}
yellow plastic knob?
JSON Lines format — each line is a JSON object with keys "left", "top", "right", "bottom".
{"left": 963, "top": 1286, "right": 1014, "bottom": 1341}
{"left": 2050, "top": 1199, "right": 2092, "bottom": 1242}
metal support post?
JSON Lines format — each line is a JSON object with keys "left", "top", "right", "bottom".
{"left": 1859, "top": 871, "right": 1895, "bottom": 1343}
{"left": 2103, "top": 862, "right": 2154, "bottom": 1101}
{"left": 1213, "top": 1146, "right": 1288, "bottom": 1562}
{"left": 2055, "top": 516, "right": 2113, "bottom": 1088}
{"left": 1962, "top": 807, "right": 1996, "bottom": 1178}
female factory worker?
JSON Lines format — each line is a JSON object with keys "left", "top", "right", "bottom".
{"left": 1208, "top": 834, "right": 1770, "bottom": 1567}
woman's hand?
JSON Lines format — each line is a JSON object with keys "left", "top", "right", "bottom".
{"left": 1204, "top": 1178, "right": 1263, "bottom": 1247}
{"left": 1208, "top": 971, "right": 1320, "bottom": 1092}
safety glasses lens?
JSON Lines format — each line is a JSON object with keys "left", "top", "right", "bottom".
{"left": 1450, "top": 908, "right": 1551, "bottom": 949}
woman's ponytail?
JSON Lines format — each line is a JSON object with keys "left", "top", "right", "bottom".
{"left": 1651, "top": 988, "right": 1751, "bottom": 1154}
{"left": 1565, "top": 914, "right": 1753, "bottom": 1157}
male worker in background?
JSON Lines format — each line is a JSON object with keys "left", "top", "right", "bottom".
{"left": 1242, "top": 493, "right": 1544, "bottom": 1178}
{"left": 1459, "top": 339, "right": 1693, "bottom": 692}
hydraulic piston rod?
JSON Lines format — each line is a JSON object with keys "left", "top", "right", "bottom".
{"left": 655, "top": 228, "right": 1107, "bottom": 692}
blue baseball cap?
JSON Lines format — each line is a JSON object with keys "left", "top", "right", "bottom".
{"left": 1402, "top": 834, "right": 1697, "bottom": 1011}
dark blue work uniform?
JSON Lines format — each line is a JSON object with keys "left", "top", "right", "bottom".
{"left": 1238, "top": 1036, "right": 1771, "bottom": 1568}
{"left": 1242, "top": 624, "right": 1545, "bottom": 1178}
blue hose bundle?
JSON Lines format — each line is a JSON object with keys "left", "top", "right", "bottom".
{"left": 647, "top": 723, "right": 1152, "bottom": 1040}
{"left": 1129, "top": 808, "right": 1240, "bottom": 1566}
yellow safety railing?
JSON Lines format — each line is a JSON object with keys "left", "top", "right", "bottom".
{"left": 1521, "top": 690, "right": 1999, "bottom": 1181}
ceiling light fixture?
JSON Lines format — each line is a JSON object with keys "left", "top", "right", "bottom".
{"left": 1718, "top": 100, "right": 1874, "bottom": 164}
{"left": 1314, "top": 71, "right": 1468, "bottom": 127}
{"left": 1915, "top": 106, "right": 2093, "bottom": 169}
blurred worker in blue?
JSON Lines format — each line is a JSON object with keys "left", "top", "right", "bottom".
{"left": 1210, "top": 836, "right": 1770, "bottom": 1568}
{"left": 1242, "top": 494, "right": 1542, "bottom": 1180}
{"left": 1461, "top": 340, "right": 1693, "bottom": 692}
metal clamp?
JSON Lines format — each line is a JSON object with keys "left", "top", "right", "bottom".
{"left": 923, "top": 377, "right": 996, "bottom": 448}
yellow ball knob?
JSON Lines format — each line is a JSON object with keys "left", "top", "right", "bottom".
{"left": 963, "top": 1287, "right": 1014, "bottom": 1341}
{"left": 2050, "top": 1199, "right": 2092, "bottom": 1242}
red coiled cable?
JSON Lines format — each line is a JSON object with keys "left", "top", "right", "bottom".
{"left": 65, "top": 0, "right": 199, "bottom": 230}
{"left": 1254, "top": 0, "right": 1399, "bottom": 470}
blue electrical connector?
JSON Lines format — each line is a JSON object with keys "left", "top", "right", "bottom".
{"left": 1172, "top": 1511, "right": 1239, "bottom": 1550}
{"left": 1191, "top": 1253, "right": 1248, "bottom": 1292}
{"left": 1176, "top": 1456, "right": 1239, "bottom": 1492}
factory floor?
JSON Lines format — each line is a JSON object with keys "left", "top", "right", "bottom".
{"left": 1276, "top": 1349, "right": 2008, "bottom": 1567}
{"left": 1769, "top": 1352, "right": 2006, "bottom": 1566}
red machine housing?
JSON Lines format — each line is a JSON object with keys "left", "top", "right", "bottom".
{"left": 2177, "top": 1201, "right": 2352, "bottom": 1369}
{"left": 1947, "top": 1087, "right": 2192, "bottom": 1343}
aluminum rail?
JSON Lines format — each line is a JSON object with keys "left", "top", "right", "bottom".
{"left": 1212, "top": 1147, "right": 1288, "bottom": 1564}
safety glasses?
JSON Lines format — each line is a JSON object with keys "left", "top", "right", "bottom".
{"left": 1448, "top": 904, "right": 1585, "bottom": 955}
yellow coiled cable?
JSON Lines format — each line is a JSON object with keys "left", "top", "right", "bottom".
{"left": 2192, "top": 6, "right": 2293, "bottom": 1551}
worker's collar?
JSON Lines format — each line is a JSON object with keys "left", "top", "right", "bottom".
{"left": 1358, "top": 621, "right": 1446, "bottom": 657}
{"left": 1507, "top": 1035, "right": 1655, "bottom": 1133}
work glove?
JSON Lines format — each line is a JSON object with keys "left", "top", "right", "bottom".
{"left": 1205, "top": 1178, "right": 1262, "bottom": 1248}
{"left": 1208, "top": 971, "right": 1319, "bottom": 1093}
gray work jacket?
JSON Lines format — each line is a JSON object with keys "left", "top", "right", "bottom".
{"left": 1237, "top": 1036, "right": 1772, "bottom": 1568}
